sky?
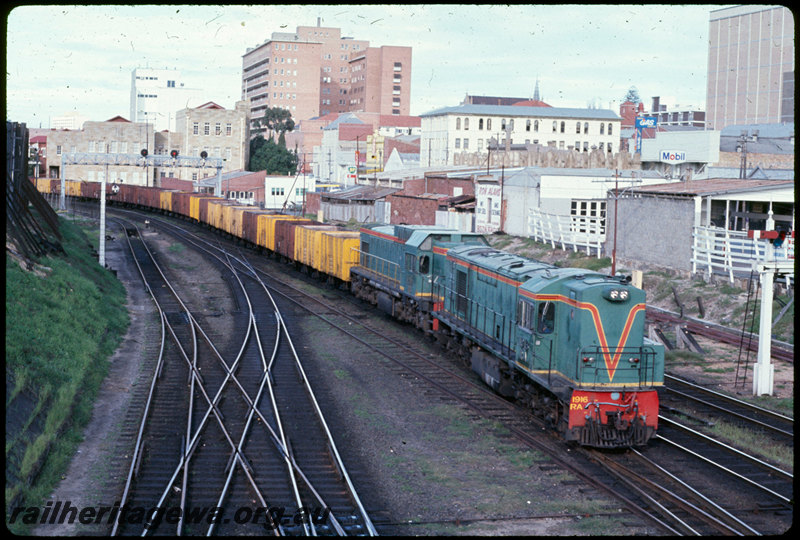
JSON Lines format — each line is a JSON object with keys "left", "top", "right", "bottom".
{"left": 6, "top": 4, "right": 733, "bottom": 128}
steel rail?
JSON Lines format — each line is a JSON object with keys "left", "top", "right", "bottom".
{"left": 237, "top": 252, "right": 375, "bottom": 536}
{"left": 664, "top": 374, "right": 793, "bottom": 437}
{"left": 206, "top": 250, "right": 306, "bottom": 536}
{"left": 122, "top": 210, "right": 378, "bottom": 535}
{"left": 128, "top": 217, "right": 356, "bottom": 536}
{"left": 108, "top": 219, "right": 168, "bottom": 537}
{"left": 631, "top": 448, "right": 761, "bottom": 536}
{"left": 657, "top": 416, "right": 792, "bottom": 502}
{"left": 116, "top": 220, "right": 274, "bottom": 536}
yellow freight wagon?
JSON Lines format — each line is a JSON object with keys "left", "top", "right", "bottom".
{"left": 294, "top": 225, "right": 338, "bottom": 268}
{"left": 189, "top": 196, "right": 217, "bottom": 222}
{"left": 35, "top": 178, "right": 51, "bottom": 194}
{"left": 257, "top": 214, "right": 304, "bottom": 252}
{"left": 321, "top": 231, "right": 360, "bottom": 282}
{"left": 65, "top": 180, "right": 82, "bottom": 197}
{"left": 206, "top": 199, "right": 235, "bottom": 231}
{"left": 221, "top": 204, "right": 251, "bottom": 237}
{"left": 159, "top": 190, "right": 176, "bottom": 212}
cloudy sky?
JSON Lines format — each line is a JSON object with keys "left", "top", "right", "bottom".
{"left": 7, "top": 4, "right": 732, "bottom": 128}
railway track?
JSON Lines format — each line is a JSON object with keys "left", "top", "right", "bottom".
{"left": 662, "top": 373, "right": 793, "bottom": 447}
{"left": 106, "top": 211, "right": 376, "bottom": 536}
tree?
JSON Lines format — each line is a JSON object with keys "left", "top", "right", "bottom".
{"left": 253, "top": 107, "right": 295, "bottom": 142}
{"left": 248, "top": 135, "right": 298, "bottom": 175}
{"left": 624, "top": 86, "right": 641, "bottom": 104}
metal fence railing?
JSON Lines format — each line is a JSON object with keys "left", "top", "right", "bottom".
{"left": 529, "top": 209, "right": 605, "bottom": 257}
{"left": 691, "top": 226, "right": 794, "bottom": 284}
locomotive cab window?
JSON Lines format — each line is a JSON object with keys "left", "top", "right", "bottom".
{"left": 517, "top": 299, "right": 534, "bottom": 331}
{"left": 405, "top": 253, "right": 415, "bottom": 272}
{"left": 418, "top": 255, "right": 430, "bottom": 274}
{"left": 537, "top": 301, "right": 554, "bottom": 334}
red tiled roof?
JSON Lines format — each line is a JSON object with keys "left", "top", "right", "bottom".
{"left": 511, "top": 99, "right": 552, "bottom": 108}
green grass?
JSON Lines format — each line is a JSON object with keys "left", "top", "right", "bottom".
{"left": 6, "top": 214, "right": 129, "bottom": 533}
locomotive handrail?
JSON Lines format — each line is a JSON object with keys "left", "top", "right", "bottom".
{"left": 353, "top": 248, "right": 401, "bottom": 286}
{"left": 432, "top": 281, "right": 515, "bottom": 360}
{"left": 576, "top": 345, "right": 659, "bottom": 388}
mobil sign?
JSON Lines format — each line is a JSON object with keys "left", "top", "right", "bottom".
{"left": 660, "top": 150, "right": 687, "bottom": 164}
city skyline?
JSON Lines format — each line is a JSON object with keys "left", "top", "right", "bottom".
{"left": 7, "top": 4, "right": 732, "bottom": 128}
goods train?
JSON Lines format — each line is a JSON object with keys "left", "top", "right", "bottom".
{"left": 37, "top": 179, "right": 664, "bottom": 448}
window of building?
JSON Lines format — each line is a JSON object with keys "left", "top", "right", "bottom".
{"left": 204, "top": 123, "right": 210, "bottom": 135}
{"left": 560, "top": 121, "right": 565, "bottom": 133}
{"left": 576, "top": 122, "right": 581, "bottom": 134}
{"left": 479, "top": 118, "right": 484, "bottom": 130}
{"left": 608, "top": 123, "right": 613, "bottom": 135}
{"left": 486, "top": 118, "right": 492, "bottom": 130}
{"left": 534, "top": 120, "right": 539, "bottom": 132}
{"left": 600, "top": 123, "right": 605, "bottom": 135}
{"left": 226, "top": 123, "right": 232, "bottom": 136}
{"left": 193, "top": 122, "right": 199, "bottom": 135}
{"left": 584, "top": 122, "right": 589, "bottom": 134}
{"left": 552, "top": 121, "right": 557, "bottom": 132}
{"left": 454, "top": 138, "right": 460, "bottom": 149}
{"left": 464, "top": 118, "right": 469, "bottom": 130}
{"left": 456, "top": 118, "right": 461, "bottom": 130}
{"left": 526, "top": 119, "right": 531, "bottom": 132}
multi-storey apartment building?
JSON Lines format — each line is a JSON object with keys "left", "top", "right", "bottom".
{"left": 242, "top": 21, "right": 411, "bottom": 133}
{"left": 130, "top": 67, "right": 205, "bottom": 132}
{"left": 419, "top": 104, "right": 622, "bottom": 167}
{"left": 706, "top": 5, "right": 794, "bottom": 130}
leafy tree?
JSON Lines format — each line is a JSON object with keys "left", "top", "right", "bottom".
{"left": 253, "top": 107, "right": 295, "bottom": 142}
{"left": 249, "top": 135, "right": 298, "bottom": 175}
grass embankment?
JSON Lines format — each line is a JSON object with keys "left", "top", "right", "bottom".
{"left": 5, "top": 215, "right": 129, "bottom": 533}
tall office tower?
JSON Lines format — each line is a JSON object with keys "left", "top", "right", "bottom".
{"left": 242, "top": 21, "right": 411, "bottom": 133}
{"left": 130, "top": 67, "right": 206, "bottom": 132}
{"left": 706, "top": 5, "right": 794, "bottom": 130}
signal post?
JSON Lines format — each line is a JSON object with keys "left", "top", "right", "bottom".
{"left": 747, "top": 211, "right": 794, "bottom": 396}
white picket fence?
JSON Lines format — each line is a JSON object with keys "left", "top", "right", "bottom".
{"left": 692, "top": 226, "right": 794, "bottom": 284}
{"left": 528, "top": 208, "right": 605, "bottom": 257}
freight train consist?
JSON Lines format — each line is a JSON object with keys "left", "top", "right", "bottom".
{"left": 38, "top": 179, "right": 664, "bottom": 448}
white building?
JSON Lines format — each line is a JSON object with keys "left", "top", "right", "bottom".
{"left": 130, "top": 67, "right": 205, "bottom": 132}
{"left": 50, "top": 111, "right": 89, "bottom": 130}
{"left": 463, "top": 167, "right": 669, "bottom": 237}
{"left": 419, "top": 104, "right": 622, "bottom": 167}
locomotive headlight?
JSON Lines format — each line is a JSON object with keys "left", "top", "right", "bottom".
{"left": 603, "top": 287, "right": 630, "bottom": 302}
